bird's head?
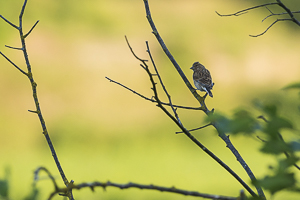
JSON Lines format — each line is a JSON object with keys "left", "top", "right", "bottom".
{"left": 190, "top": 62, "right": 205, "bottom": 71}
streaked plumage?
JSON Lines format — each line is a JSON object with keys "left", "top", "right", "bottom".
{"left": 190, "top": 62, "right": 214, "bottom": 98}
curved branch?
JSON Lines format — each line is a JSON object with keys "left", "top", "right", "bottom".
{"left": 216, "top": 3, "right": 278, "bottom": 17}
{"left": 250, "top": 18, "right": 292, "bottom": 37}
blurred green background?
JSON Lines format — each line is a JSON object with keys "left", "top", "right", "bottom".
{"left": 0, "top": 0, "right": 300, "bottom": 199}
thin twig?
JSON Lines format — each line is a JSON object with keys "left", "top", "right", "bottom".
{"left": 5, "top": 45, "right": 23, "bottom": 50}
{"left": 34, "top": 167, "right": 59, "bottom": 191}
{"left": 262, "top": 7, "right": 300, "bottom": 22}
{"left": 250, "top": 18, "right": 292, "bottom": 37}
{"left": 105, "top": 77, "right": 202, "bottom": 110}
{"left": 145, "top": 41, "right": 182, "bottom": 125}
{"left": 176, "top": 123, "right": 212, "bottom": 134}
{"left": 0, "top": 51, "right": 27, "bottom": 75}
{"left": 276, "top": 0, "right": 300, "bottom": 26}
{"left": 216, "top": 3, "right": 278, "bottom": 17}
{"left": 0, "top": 15, "right": 19, "bottom": 29}
{"left": 217, "top": 1, "right": 300, "bottom": 37}
{"left": 24, "top": 20, "right": 39, "bottom": 38}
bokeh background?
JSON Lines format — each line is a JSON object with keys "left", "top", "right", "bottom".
{"left": 0, "top": 0, "right": 300, "bottom": 199}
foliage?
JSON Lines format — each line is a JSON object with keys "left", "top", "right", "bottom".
{"left": 208, "top": 85, "right": 300, "bottom": 197}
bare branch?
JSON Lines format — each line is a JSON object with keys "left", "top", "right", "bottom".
{"left": 276, "top": 0, "right": 300, "bottom": 26}
{"left": 34, "top": 167, "right": 59, "bottom": 192}
{"left": 24, "top": 20, "right": 39, "bottom": 38}
{"left": 5, "top": 45, "right": 23, "bottom": 50}
{"left": 263, "top": 7, "right": 300, "bottom": 22}
{"left": 125, "top": 35, "right": 148, "bottom": 62}
{"left": 0, "top": 51, "right": 27, "bottom": 75}
{"left": 105, "top": 77, "right": 202, "bottom": 110}
{"left": 216, "top": 3, "right": 278, "bottom": 17}
{"left": 250, "top": 18, "right": 292, "bottom": 37}
{"left": 176, "top": 123, "right": 212, "bottom": 134}
{"left": 48, "top": 181, "right": 237, "bottom": 200}
{"left": 0, "top": 15, "right": 19, "bottom": 29}
{"left": 145, "top": 41, "right": 182, "bottom": 125}
{"left": 217, "top": 1, "right": 300, "bottom": 37}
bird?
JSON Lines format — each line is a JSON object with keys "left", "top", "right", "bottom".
{"left": 190, "top": 62, "right": 214, "bottom": 98}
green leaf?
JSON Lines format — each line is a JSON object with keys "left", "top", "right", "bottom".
{"left": 264, "top": 117, "right": 293, "bottom": 136}
{"left": 23, "top": 185, "right": 39, "bottom": 200}
{"left": 0, "top": 180, "right": 8, "bottom": 198}
{"left": 278, "top": 157, "right": 299, "bottom": 172}
{"left": 206, "top": 113, "right": 231, "bottom": 133}
{"left": 282, "top": 82, "right": 300, "bottom": 90}
{"left": 229, "top": 110, "right": 260, "bottom": 135}
{"left": 260, "top": 139, "right": 291, "bottom": 155}
{"left": 254, "top": 173, "right": 296, "bottom": 195}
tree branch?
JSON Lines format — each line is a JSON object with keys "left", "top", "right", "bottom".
{"left": 276, "top": 0, "right": 300, "bottom": 26}
{"left": 216, "top": 3, "right": 278, "bottom": 17}
{"left": 217, "top": 1, "right": 300, "bottom": 37}
{"left": 48, "top": 180, "right": 237, "bottom": 200}
{"left": 0, "top": 1, "right": 74, "bottom": 199}
{"left": 143, "top": 0, "right": 210, "bottom": 113}
{"left": 142, "top": 0, "right": 264, "bottom": 198}
{"left": 105, "top": 76, "right": 202, "bottom": 110}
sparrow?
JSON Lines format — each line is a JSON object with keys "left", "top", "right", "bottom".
{"left": 190, "top": 62, "right": 214, "bottom": 98}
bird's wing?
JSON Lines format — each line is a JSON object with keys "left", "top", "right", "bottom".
{"left": 194, "top": 69, "right": 212, "bottom": 87}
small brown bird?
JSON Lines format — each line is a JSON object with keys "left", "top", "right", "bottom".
{"left": 190, "top": 62, "right": 214, "bottom": 98}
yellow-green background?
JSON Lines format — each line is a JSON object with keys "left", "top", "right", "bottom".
{"left": 0, "top": 0, "right": 300, "bottom": 199}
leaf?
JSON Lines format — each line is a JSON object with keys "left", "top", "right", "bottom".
{"left": 277, "top": 157, "right": 299, "bottom": 172}
{"left": 282, "top": 82, "right": 300, "bottom": 90}
{"left": 260, "top": 139, "right": 291, "bottom": 155}
{"left": 0, "top": 180, "right": 8, "bottom": 198}
{"left": 206, "top": 113, "right": 231, "bottom": 133}
{"left": 264, "top": 117, "right": 293, "bottom": 136}
{"left": 229, "top": 110, "right": 260, "bottom": 135}
{"left": 254, "top": 173, "right": 296, "bottom": 195}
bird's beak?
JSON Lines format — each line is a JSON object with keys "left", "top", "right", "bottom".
{"left": 190, "top": 66, "right": 193, "bottom": 70}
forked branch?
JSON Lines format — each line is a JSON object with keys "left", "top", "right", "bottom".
{"left": 216, "top": 0, "right": 300, "bottom": 37}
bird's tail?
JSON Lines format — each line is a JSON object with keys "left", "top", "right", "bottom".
{"left": 203, "top": 87, "right": 213, "bottom": 98}
{"left": 207, "top": 89, "right": 213, "bottom": 98}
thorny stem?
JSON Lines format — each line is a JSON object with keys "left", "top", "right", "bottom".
{"left": 0, "top": 1, "right": 73, "bottom": 199}
{"left": 48, "top": 180, "right": 237, "bottom": 200}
